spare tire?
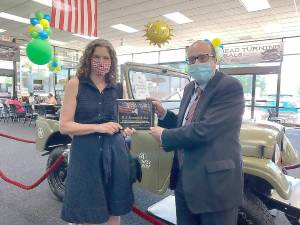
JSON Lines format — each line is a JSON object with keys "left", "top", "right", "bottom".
{"left": 46, "top": 146, "right": 68, "bottom": 202}
{"left": 238, "top": 190, "right": 275, "bottom": 225}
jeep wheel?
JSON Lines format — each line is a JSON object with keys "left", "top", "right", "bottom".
{"left": 238, "top": 190, "right": 274, "bottom": 225}
{"left": 47, "top": 146, "right": 68, "bottom": 202}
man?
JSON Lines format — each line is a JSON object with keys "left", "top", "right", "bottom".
{"left": 46, "top": 93, "right": 57, "bottom": 105}
{"left": 149, "top": 40, "right": 245, "bottom": 225}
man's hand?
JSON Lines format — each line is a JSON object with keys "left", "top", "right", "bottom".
{"left": 147, "top": 97, "right": 166, "bottom": 118}
{"left": 122, "top": 127, "right": 136, "bottom": 138}
{"left": 149, "top": 126, "right": 164, "bottom": 143}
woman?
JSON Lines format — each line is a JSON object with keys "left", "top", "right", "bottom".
{"left": 8, "top": 97, "right": 26, "bottom": 117}
{"left": 59, "top": 39, "right": 135, "bottom": 225}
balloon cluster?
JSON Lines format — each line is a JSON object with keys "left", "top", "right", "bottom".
{"left": 48, "top": 56, "right": 62, "bottom": 72}
{"left": 28, "top": 11, "right": 52, "bottom": 40}
{"left": 211, "top": 38, "right": 224, "bottom": 62}
{"left": 26, "top": 11, "right": 53, "bottom": 65}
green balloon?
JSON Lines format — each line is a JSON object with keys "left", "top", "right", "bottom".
{"left": 26, "top": 39, "right": 53, "bottom": 65}
{"left": 35, "top": 11, "right": 44, "bottom": 20}
{"left": 30, "top": 31, "right": 39, "bottom": 39}
{"left": 52, "top": 56, "right": 59, "bottom": 62}
{"left": 44, "top": 27, "right": 52, "bottom": 35}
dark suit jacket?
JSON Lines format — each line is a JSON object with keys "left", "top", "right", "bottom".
{"left": 159, "top": 71, "right": 245, "bottom": 214}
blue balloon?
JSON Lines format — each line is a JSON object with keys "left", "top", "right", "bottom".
{"left": 220, "top": 44, "right": 224, "bottom": 49}
{"left": 52, "top": 61, "right": 58, "bottom": 67}
{"left": 30, "top": 18, "right": 39, "bottom": 26}
{"left": 44, "top": 14, "right": 51, "bottom": 22}
{"left": 39, "top": 31, "right": 48, "bottom": 40}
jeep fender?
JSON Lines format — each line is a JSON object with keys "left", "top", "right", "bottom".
{"left": 243, "top": 156, "right": 291, "bottom": 200}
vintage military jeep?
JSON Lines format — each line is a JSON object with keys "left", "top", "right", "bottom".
{"left": 36, "top": 62, "right": 300, "bottom": 225}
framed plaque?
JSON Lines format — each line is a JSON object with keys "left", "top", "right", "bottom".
{"left": 117, "top": 99, "right": 154, "bottom": 130}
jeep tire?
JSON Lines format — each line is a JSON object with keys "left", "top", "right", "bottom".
{"left": 47, "top": 146, "right": 67, "bottom": 202}
{"left": 238, "top": 190, "right": 275, "bottom": 225}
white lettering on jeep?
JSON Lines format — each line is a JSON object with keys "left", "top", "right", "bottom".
{"left": 138, "top": 152, "right": 151, "bottom": 169}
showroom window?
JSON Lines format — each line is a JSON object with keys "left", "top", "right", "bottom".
{"left": 280, "top": 54, "right": 300, "bottom": 123}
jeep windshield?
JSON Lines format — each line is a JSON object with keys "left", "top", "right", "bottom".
{"left": 128, "top": 69, "right": 189, "bottom": 113}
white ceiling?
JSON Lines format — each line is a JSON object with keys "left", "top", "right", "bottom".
{"left": 0, "top": 0, "right": 300, "bottom": 54}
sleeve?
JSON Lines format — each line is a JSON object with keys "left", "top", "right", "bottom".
{"left": 158, "top": 110, "right": 178, "bottom": 129}
{"left": 161, "top": 80, "right": 245, "bottom": 151}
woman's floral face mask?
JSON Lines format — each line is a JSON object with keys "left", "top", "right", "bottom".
{"left": 91, "top": 58, "right": 111, "bottom": 76}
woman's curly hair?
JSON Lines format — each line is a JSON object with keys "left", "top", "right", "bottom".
{"left": 76, "top": 39, "right": 118, "bottom": 84}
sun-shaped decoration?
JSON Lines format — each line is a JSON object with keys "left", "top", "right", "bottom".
{"left": 144, "top": 20, "right": 173, "bottom": 47}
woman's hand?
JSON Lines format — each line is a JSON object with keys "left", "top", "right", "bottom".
{"left": 95, "top": 122, "right": 123, "bottom": 135}
{"left": 122, "top": 127, "right": 136, "bottom": 138}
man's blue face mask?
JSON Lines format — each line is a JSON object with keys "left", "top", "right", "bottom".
{"left": 188, "top": 63, "right": 214, "bottom": 89}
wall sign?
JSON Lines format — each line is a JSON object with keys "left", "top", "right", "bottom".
{"left": 222, "top": 40, "right": 283, "bottom": 65}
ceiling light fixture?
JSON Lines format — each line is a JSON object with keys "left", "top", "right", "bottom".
{"left": 163, "top": 12, "right": 193, "bottom": 24}
{"left": 111, "top": 24, "right": 138, "bottom": 33}
{"left": 239, "top": 0, "right": 271, "bottom": 12}
{"left": 32, "top": 0, "right": 52, "bottom": 7}
{"left": 72, "top": 33, "right": 98, "bottom": 40}
{"left": 0, "top": 12, "right": 30, "bottom": 24}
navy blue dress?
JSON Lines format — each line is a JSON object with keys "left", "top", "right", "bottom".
{"left": 61, "top": 77, "right": 134, "bottom": 224}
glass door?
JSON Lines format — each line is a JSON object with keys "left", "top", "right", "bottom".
{"left": 231, "top": 75, "right": 253, "bottom": 119}
{"left": 232, "top": 73, "right": 279, "bottom": 121}
{"left": 0, "top": 76, "right": 12, "bottom": 98}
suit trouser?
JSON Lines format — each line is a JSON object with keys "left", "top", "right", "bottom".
{"left": 175, "top": 172, "right": 238, "bottom": 225}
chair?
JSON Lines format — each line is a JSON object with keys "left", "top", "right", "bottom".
{"left": 1, "top": 104, "right": 10, "bottom": 123}
{"left": 23, "top": 104, "right": 38, "bottom": 126}
{"left": 267, "top": 108, "right": 286, "bottom": 124}
{"left": 8, "top": 104, "right": 18, "bottom": 122}
{"left": 9, "top": 104, "right": 26, "bottom": 122}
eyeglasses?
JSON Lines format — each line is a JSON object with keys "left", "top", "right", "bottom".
{"left": 187, "top": 54, "right": 215, "bottom": 64}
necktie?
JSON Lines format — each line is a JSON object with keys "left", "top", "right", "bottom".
{"left": 178, "top": 87, "right": 202, "bottom": 167}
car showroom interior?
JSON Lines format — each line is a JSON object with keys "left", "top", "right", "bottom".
{"left": 1, "top": 0, "right": 300, "bottom": 225}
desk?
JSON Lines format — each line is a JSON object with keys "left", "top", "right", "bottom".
{"left": 34, "top": 104, "right": 60, "bottom": 116}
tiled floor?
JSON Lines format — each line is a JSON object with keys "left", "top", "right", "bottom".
{"left": 1, "top": 122, "right": 300, "bottom": 225}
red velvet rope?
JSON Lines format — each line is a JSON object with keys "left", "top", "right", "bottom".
{"left": 0, "top": 154, "right": 65, "bottom": 190}
{"left": 0, "top": 132, "right": 36, "bottom": 144}
{"left": 0, "top": 133, "right": 167, "bottom": 225}
{"left": 132, "top": 206, "right": 167, "bottom": 225}
{"left": 284, "top": 163, "right": 300, "bottom": 170}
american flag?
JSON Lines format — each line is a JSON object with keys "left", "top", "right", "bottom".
{"left": 51, "top": 0, "right": 98, "bottom": 37}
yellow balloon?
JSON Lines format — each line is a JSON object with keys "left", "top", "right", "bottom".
{"left": 212, "top": 38, "right": 222, "bottom": 48}
{"left": 28, "top": 25, "right": 36, "bottom": 33}
{"left": 40, "top": 19, "right": 50, "bottom": 28}
{"left": 144, "top": 20, "right": 173, "bottom": 47}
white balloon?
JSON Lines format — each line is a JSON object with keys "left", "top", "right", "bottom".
{"left": 215, "top": 47, "right": 224, "bottom": 58}
{"left": 35, "top": 24, "right": 43, "bottom": 32}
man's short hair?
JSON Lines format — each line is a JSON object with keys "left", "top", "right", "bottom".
{"left": 193, "top": 40, "right": 216, "bottom": 57}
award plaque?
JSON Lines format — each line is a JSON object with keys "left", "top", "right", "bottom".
{"left": 117, "top": 99, "right": 154, "bottom": 130}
